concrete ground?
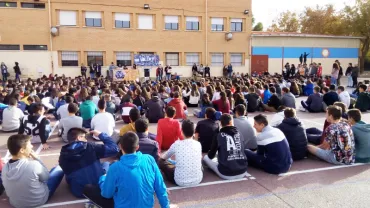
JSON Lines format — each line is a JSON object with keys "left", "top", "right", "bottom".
{"left": 1, "top": 78, "right": 370, "bottom": 208}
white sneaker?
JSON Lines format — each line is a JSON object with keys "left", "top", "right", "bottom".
{"left": 299, "top": 107, "right": 307, "bottom": 112}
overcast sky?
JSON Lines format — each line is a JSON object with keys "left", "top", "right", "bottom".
{"left": 252, "top": 0, "right": 357, "bottom": 30}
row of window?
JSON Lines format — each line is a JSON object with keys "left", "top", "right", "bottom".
{"left": 60, "top": 52, "right": 244, "bottom": 67}
{"left": 0, "top": 2, "right": 45, "bottom": 9}
{"left": 59, "top": 11, "right": 244, "bottom": 32}
{"left": 0, "top": 44, "right": 47, "bottom": 50}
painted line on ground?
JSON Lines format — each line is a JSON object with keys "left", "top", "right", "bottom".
{"left": 39, "top": 199, "right": 89, "bottom": 207}
{"left": 39, "top": 153, "right": 60, "bottom": 157}
{"left": 279, "top": 163, "right": 367, "bottom": 177}
{"left": 301, "top": 119, "right": 324, "bottom": 127}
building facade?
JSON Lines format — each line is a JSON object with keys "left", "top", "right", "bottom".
{"left": 0, "top": 0, "right": 252, "bottom": 78}
{"left": 251, "top": 32, "right": 362, "bottom": 76}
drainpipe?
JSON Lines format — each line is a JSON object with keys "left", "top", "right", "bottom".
{"left": 205, "top": 0, "right": 208, "bottom": 65}
{"left": 48, "top": 0, "right": 54, "bottom": 74}
{"left": 249, "top": 35, "right": 252, "bottom": 74}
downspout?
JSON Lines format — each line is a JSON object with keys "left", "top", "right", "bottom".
{"left": 205, "top": 0, "right": 208, "bottom": 65}
{"left": 249, "top": 35, "right": 252, "bottom": 74}
{"left": 48, "top": 0, "right": 54, "bottom": 74}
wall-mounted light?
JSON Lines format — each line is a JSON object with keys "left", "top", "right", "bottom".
{"left": 225, "top": 32, "right": 233, "bottom": 41}
{"left": 50, "top": 26, "right": 59, "bottom": 36}
{"left": 244, "top": 10, "right": 249, "bottom": 15}
{"left": 144, "top": 4, "right": 150, "bottom": 9}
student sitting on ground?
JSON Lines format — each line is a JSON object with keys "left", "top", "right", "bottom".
{"left": 337, "top": 86, "right": 351, "bottom": 109}
{"left": 194, "top": 94, "right": 213, "bottom": 118}
{"left": 212, "top": 91, "right": 230, "bottom": 114}
{"left": 281, "top": 87, "right": 296, "bottom": 109}
{"left": 120, "top": 96, "right": 137, "bottom": 124}
{"left": 159, "top": 119, "right": 203, "bottom": 187}
{"left": 195, "top": 107, "right": 220, "bottom": 153}
{"left": 80, "top": 95, "right": 98, "bottom": 128}
{"left": 56, "top": 96, "right": 74, "bottom": 120}
{"left": 262, "top": 85, "right": 272, "bottom": 104}
{"left": 301, "top": 86, "right": 323, "bottom": 112}
{"left": 303, "top": 80, "right": 314, "bottom": 96}
{"left": 1, "top": 98, "right": 24, "bottom": 132}
{"left": 143, "top": 92, "right": 165, "bottom": 123}
{"left": 245, "top": 114, "right": 292, "bottom": 174}
{"left": 59, "top": 128, "right": 119, "bottom": 198}
{"left": 91, "top": 99, "right": 116, "bottom": 140}
{"left": 277, "top": 108, "right": 308, "bottom": 161}
{"left": 156, "top": 106, "right": 184, "bottom": 150}
{"left": 83, "top": 132, "right": 170, "bottom": 208}
{"left": 307, "top": 105, "right": 355, "bottom": 165}
{"left": 2, "top": 134, "right": 64, "bottom": 208}
{"left": 58, "top": 103, "right": 82, "bottom": 143}
{"left": 354, "top": 84, "right": 370, "bottom": 112}
{"left": 233, "top": 104, "right": 257, "bottom": 150}
{"left": 119, "top": 108, "right": 140, "bottom": 136}
{"left": 262, "top": 87, "right": 282, "bottom": 112}
{"left": 18, "top": 103, "right": 51, "bottom": 150}
{"left": 347, "top": 109, "right": 370, "bottom": 163}
{"left": 203, "top": 114, "right": 248, "bottom": 180}
{"left": 168, "top": 91, "right": 187, "bottom": 120}
{"left": 245, "top": 86, "right": 262, "bottom": 112}
{"left": 323, "top": 85, "right": 340, "bottom": 109}
{"left": 134, "top": 118, "right": 160, "bottom": 162}
{"left": 104, "top": 94, "right": 116, "bottom": 118}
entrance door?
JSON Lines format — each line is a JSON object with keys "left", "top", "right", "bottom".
{"left": 251, "top": 55, "right": 268, "bottom": 74}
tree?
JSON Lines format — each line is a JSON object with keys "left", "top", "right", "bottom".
{"left": 253, "top": 22, "right": 263, "bottom": 31}
{"left": 267, "top": 11, "right": 300, "bottom": 32}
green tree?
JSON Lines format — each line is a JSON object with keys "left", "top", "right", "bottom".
{"left": 267, "top": 11, "right": 300, "bottom": 32}
{"left": 253, "top": 22, "right": 263, "bottom": 31}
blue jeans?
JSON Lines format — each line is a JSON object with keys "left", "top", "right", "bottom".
{"left": 331, "top": 77, "right": 337, "bottom": 85}
{"left": 347, "top": 76, "right": 353, "bottom": 87}
{"left": 2, "top": 73, "right": 7, "bottom": 83}
{"left": 15, "top": 73, "right": 20, "bottom": 82}
{"left": 313, "top": 149, "right": 343, "bottom": 165}
{"left": 83, "top": 119, "right": 92, "bottom": 129}
{"left": 47, "top": 166, "right": 64, "bottom": 199}
{"left": 228, "top": 71, "right": 232, "bottom": 78}
{"left": 166, "top": 74, "right": 171, "bottom": 80}
{"left": 90, "top": 73, "right": 95, "bottom": 79}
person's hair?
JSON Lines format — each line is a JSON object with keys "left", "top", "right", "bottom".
{"left": 269, "top": 87, "right": 276, "bottom": 93}
{"left": 205, "top": 107, "right": 216, "bottom": 120}
{"left": 135, "top": 118, "right": 149, "bottom": 133}
{"left": 329, "top": 85, "right": 336, "bottom": 91}
{"left": 68, "top": 103, "right": 79, "bottom": 114}
{"left": 67, "top": 128, "right": 88, "bottom": 143}
{"left": 181, "top": 119, "right": 195, "bottom": 138}
{"left": 66, "top": 96, "right": 73, "bottom": 103}
{"left": 220, "top": 91, "right": 228, "bottom": 108}
{"left": 191, "top": 84, "right": 199, "bottom": 97}
{"left": 173, "top": 91, "right": 180, "bottom": 98}
{"left": 359, "top": 84, "right": 367, "bottom": 91}
{"left": 282, "top": 87, "right": 290, "bottom": 93}
{"left": 333, "top": 63, "right": 339, "bottom": 69}
{"left": 347, "top": 109, "right": 361, "bottom": 122}
{"left": 263, "top": 85, "right": 269, "bottom": 90}
{"left": 7, "top": 134, "right": 31, "bottom": 156}
{"left": 254, "top": 114, "right": 268, "bottom": 126}
{"left": 314, "top": 86, "right": 321, "bottom": 93}
{"left": 97, "top": 99, "right": 106, "bottom": 110}
{"left": 118, "top": 131, "right": 139, "bottom": 154}
{"left": 337, "top": 86, "right": 345, "bottom": 92}
{"left": 9, "top": 98, "right": 17, "bottom": 106}
{"left": 129, "top": 108, "right": 140, "bottom": 122}
{"left": 284, "top": 108, "right": 296, "bottom": 118}
{"left": 33, "top": 103, "right": 44, "bottom": 114}
{"left": 220, "top": 113, "right": 233, "bottom": 127}
{"left": 27, "top": 96, "right": 34, "bottom": 103}
{"left": 235, "top": 104, "right": 246, "bottom": 116}
{"left": 327, "top": 105, "right": 342, "bottom": 120}
{"left": 334, "top": 102, "right": 347, "bottom": 114}
{"left": 323, "top": 87, "right": 329, "bottom": 93}
{"left": 166, "top": 106, "right": 176, "bottom": 118}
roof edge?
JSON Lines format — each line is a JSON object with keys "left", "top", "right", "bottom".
{"left": 251, "top": 32, "right": 363, "bottom": 39}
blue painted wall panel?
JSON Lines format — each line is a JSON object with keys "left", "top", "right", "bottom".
{"left": 283, "top": 47, "right": 311, "bottom": 59}
{"left": 252, "top": 47, "right": 282, "bottom": 58}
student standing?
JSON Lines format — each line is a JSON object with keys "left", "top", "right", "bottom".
{"left": 13, "top": 62, "right": 21, "bottom": 82}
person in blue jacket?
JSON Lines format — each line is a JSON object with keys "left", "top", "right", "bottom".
{"left": 263, "top": 85, "right": 272, "bottom": 104}
{"left": 303, "top": 80, "right": 314, "bottom": 96}
{"left": 83, "top": 131, "right": 171, "bottom": 208}
{"left": 245, "top": 114, "right": 293, "bottom": 174}
{"left": 58, "top": 128, "right": 119, "bottom": 198}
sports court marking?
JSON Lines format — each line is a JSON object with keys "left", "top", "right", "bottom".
{"left": 301, "top": 119, "right": 324, "bottom": 126}
{"left": 279, "top": 163, "right": 367, "bottom": 177}
{"left": 39, "top": 199, "right": 89, "bottom": 207}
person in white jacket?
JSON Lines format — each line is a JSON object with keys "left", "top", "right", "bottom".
{"left": 337, "top": 86, "right": 351, "bottom": 108}
{"left": 184, "top": 84, "right": 200, "bottom": 107}
{"left": 212, "top": 86, "right": 221, "bottom": 101}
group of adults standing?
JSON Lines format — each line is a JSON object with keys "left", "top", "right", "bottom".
{"left": 331, "top": 60, "right": 359, "bottom": 87}
{"left": 283, "top": 62, "right": 322, "bottom": 79}
{"left": 1, "top": 62, "right": 22, "bottom": 84}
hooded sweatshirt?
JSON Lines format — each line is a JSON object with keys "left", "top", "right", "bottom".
{"left": 281, "top": 92, "right": 296, "bottom": 109}
{"left": 79, "top": 100, "right": 98, "bottom": 120}
{"left": 58, "top": 133, "right": 119, "bottom": 198}
{"left": 143, "top": 97, "right": 165, "bottom": 123}
{"left": 2, "top": 158, "right": 49, "bottom": 208}
{"left": 208, "top": 126, "right": 248, "bottom": 176}
{"left": 168, "top": 98, "right": 187, "bottom": 119}
{"left": 352, "top": 121, "right": 370, "bottom": 163}
{"left": 99, "top": 152, "right": 170, "bottom": 208}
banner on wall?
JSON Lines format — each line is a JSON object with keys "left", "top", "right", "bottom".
{"left": 134, "top": 54, "right": 160, "bottom": 66}
{"left": 113, "top": 68, "right": 139, "bottom": 82}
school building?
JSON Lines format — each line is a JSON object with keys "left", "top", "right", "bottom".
{"left": 0, "top": 0, "right": 252, "bottom": 78}
{"left": 251, "top": 32, "right": 362, "bottom": 75}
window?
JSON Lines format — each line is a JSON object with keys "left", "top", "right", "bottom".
{"left": 231, "top": 18, "right": 243, "bottom": 32}
{"left": 230, "top": 53, "right": 243, "bottom": 66}
{"left": 211, "top": 17, "right": 224, "bottom": 31}
{"left": 59, "top": 11, "right": 77, "bottom": 26}
{"left": 23, "top": 45, "right": 48, "bottom": 50}
{"left": 87, "top": 51, "right": 103, "bottom": 66}
{"left": 211, "top": 53, "right": 224, "bottom": 66}
{"left": 186, "top": 16, "right": 199, "bottom": 30}
{"left": 0, "top": 44, "right": 20, "bottom": 50}
{"left": 0, "top": 2, "right": 17, "bottom": 7}
{"left": 21, "top": 2, "right": 45, "bottom": 9}
{"left": 115, "top": 13, "right": 130, "bottom": 28}
{"left": 139, "top": 52, "right": 155, "bottom": 55}
{"left": 85, "top": 11, "right": 102, "bottom": 27}
{"left": 116, "top": 52, "right": 132, "bottom": 66}
{"left": 186, "top": 53, "right": 199, "bottom": 66}
{"left": 164, "top": 16, "right": 179, "bottom": 30}
{"left": 166, "top": 53, "right": 179, "bottom": 66}
{"left": 61, "top": 51, "right": 78, "bottom": 66}
{"left": 138, "top": 14, "right": 153, "bottom": 29}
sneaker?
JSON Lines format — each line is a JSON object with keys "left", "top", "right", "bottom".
{"left": 299, "top": 107, "right": 307, "bottom": 112}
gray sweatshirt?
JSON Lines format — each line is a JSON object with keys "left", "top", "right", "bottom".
{"left": 2, "top": 158, "right": 49, "bottom": 208}
{"left": 58, "top": 115, "right": 83, "bottom": 142}
{"left": 281, "top": 92, "right": 296, "bottom": 109}
{"left": 234, "top": 116, "right": 258, "bottom": 150}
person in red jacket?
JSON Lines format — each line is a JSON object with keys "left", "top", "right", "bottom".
{"left": 168, "top": 91, "right": 187, "bottom": 119}
{"left": 156, "top": 106, "right": 184, "bottom": 150}
{"left": 212, "top": 91, "right": 230, "bottom": 114}
{"left": 120, "top": 96, "right": 137, "bottom": 124}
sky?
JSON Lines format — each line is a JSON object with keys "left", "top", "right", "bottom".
{"left": 252, "top": 0, "right": 357, "bottom": 30}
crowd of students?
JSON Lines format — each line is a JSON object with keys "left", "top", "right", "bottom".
{"left": 0, "top": 66, "right": 369, "bottom": 208}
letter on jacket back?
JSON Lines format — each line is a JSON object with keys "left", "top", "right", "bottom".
{"left": 281, "top": 92, "right": 296, "bottom": 109}
{"left": 58, "top": 133, "right": 119, "bottom": 198}
{"left": 352, "top": 121, "right": 370, "bottom": 163}
{"left": 256, "top": 126, "right": 292, "bottom": 174}
{"left": 277, "top": 117, "right": 307, "bottom": 160}
{"left": 143, "top": 96, "right": 165, "bottom": 123}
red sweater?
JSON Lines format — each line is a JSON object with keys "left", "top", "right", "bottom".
{"left": 212, "top": 99, "right": 230, "bottom": 114}
{"left": 168, "top": 98, "right": 187, "bottom": 119}
{"left": 156, "top": 117, "right": 184, "bottom": 150}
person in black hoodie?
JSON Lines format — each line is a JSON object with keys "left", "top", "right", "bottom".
{"left": 277, "top": 108, "right": 307, "bottom": 160}
{"left": 203, "top": 113, "right": 248, "bottom": 180}
{"left": 262, "top": 87, "right": 281, "bottom": 112}
{"left": 245, "top": 86, "right": 261, "bottom": 112}
{"left": 143, "top": 92, "right": 165, "bottom": 123}
{"left": 13, "top": 62, "right": 21, "bottom": 82}
{"left": 323, "top": 85, "right": 339, "bottom": 108}
{"left": 195, "top": 107, "right": 220, "bottom": 153}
